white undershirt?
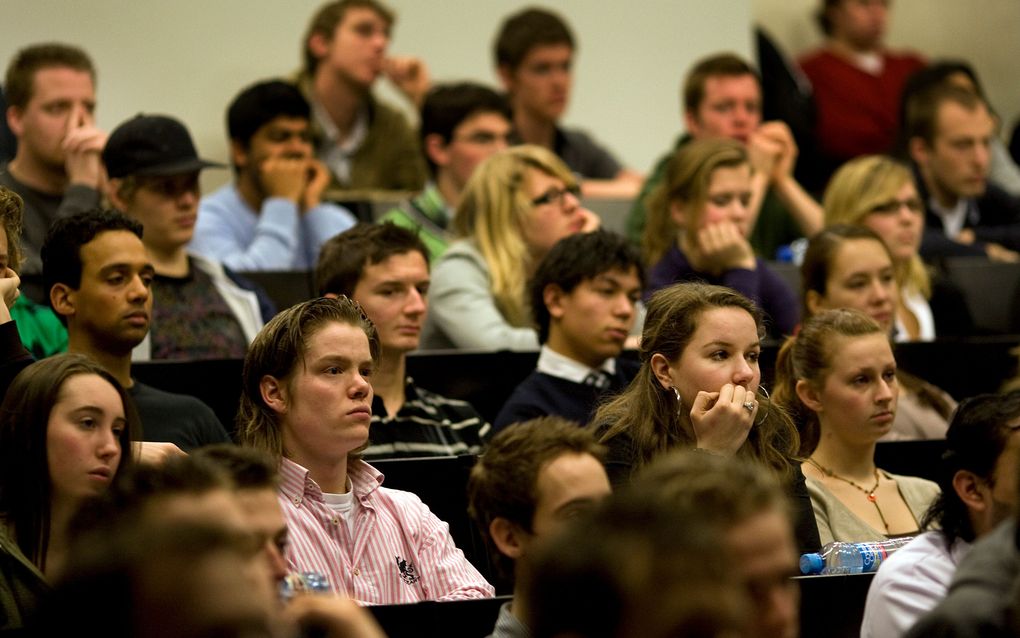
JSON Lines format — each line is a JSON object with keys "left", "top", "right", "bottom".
{"left": 322, "top": 478, "right": 356, "bottom": 535}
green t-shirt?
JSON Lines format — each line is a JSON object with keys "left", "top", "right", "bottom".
{"left": 10, "top": 295, "right": 67, "bottom": 358}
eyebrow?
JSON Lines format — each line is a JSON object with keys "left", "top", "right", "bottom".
{"left": 97, "top": 262, "right": 156, "bottom": 276}
{"left": 703, "top": 340, "right": 760, "bottom": 350}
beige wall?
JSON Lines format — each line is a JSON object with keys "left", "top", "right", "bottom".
{"left": 754, "top": 0, "right": 1020, "bottom": 141}
{"left": 1, "top": 0, "right": 754, "bottom": 192}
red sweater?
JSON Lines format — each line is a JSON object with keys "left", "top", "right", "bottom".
{"left": 799, "top": 48, "right": 925, "bottom": 162}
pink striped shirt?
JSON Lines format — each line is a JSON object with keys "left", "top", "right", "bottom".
{"left": 278, "top": 457, "right": 494, "bottom": 604}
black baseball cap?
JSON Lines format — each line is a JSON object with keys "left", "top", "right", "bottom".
{"left": 103, "top": 114, "right": 224, "bottom": 179}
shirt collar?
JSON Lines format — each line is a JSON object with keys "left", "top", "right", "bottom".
{"left": 278, "top": 456, "right": 384, "bottom": 503}
{"left": 536, "top": 345, "right": 616, "bottom": 383}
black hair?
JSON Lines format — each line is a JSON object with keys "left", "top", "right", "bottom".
{"left": 227, "top": 79, "right": 311, "bottom": 148}
{"left": 921, "top": 390, "right": 1020, "bottom": 544}
{"left": 193, "top": 444, "right": 279, "bottom": 490}
{"left": 41, "top": 208, "right": 143, "bottom": 306}
{"left": 420, "top": 82, "right": 510, "bottom": 177}
{"left": 529, "top": 229, "right": 645, "bottom": 344}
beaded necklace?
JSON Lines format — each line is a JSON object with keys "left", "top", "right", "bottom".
{"left": 807, "top": 457, "right": 890, "bottom": 533}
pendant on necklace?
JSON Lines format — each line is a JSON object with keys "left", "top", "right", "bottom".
{"left": 867, "top": 493, "right": 877, "bottom": 502}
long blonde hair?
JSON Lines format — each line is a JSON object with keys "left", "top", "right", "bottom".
{"left": 823, "top": 155, "right": 931, "bottom": 299}
{"left": 452, "top": 145, "right": 577, "bottom": 327}
{"left": 642, "top": 138, "right": 749, "bottom": 266}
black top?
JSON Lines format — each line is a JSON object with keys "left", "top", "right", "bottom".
{"left": 129, "top": 382, "right": 230, "bottom": 451}
{"left": 493, "top": 358, "right": 639, "bottom": 433}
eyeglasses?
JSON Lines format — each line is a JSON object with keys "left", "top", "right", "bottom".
{"left": 531, "top": 184, "right": 581, "bottom": 207}
{"left": 868, "top": 198, "right": 923, "bottom": 215}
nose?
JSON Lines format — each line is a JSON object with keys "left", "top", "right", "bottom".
{"left": 265, "top": 543, "right": 289, "bottom": 584}
{"left": 404, "top": 287, "right": 426, "bottom": 316}
{"left": 562, "top": 189, "right": 580, "bottom": 213}
{"left": 876, "top": 376, "right": 895, "bottom": 404}
{"left": 975, "top": 142, "right": 991, "bottom": 173}
{"left": 614, "top": 294, "right": 636, "bottom": 321}
{"left": 350, "top": 372, "right": 371, "bottom": 399}
{"left": 128, "top": 273, "right": 150, "bottom": 303}
{"left": 97, "top": 427, "right": 120, "bottom": 461}
{"left": 760, "top": 585, "right": 799, "bottom": 638}
{"left": 732, "top": 357, "right": 755, "bottom": 387}
{"left": 869, "top": 278, "right": 891, "bottom": 304}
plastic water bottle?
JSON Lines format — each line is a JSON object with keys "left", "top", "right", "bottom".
{"left": 280, "top": 571, "right": 330, "bottom": 600}
{"left": 799, "top": 537, "right": 914, "bottom": 575}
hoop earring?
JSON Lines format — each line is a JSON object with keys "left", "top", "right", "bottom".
{"left": 755, "top": 385, "right": 771, "bottom": 426}
{"left": 672, "top": 386, "right": 682, "bottom": 416}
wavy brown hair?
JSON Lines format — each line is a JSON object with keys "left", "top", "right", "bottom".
{"left": 593, "top": 282, "right": 799, "bottom": 481}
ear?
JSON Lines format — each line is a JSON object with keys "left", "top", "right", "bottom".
{"left": 952, "top": 470, "right": 989, "bottom": 513}
{"left": 106, "top": 178, "right": 130, "bottom": 212}
{"left": 307, "top": 32, "right": 330, "bottom": 63}
{"left": 259, "top": 375, "right": 288, "bottom": 416}
{"left": 229, "top": 140, "right": 250, "bottom": 171}
{"left": 6, "top": 106, "right": 23, "bottom": 138}
{"left": 795, "top": 379, "right": 824, "bottom": 414}
{"left": 543, "top": 283, "right": 567, "bottom": 320}
{"left": 805, "top": 289, "right": 825, "bottom": 318}
{"left": 908, "top": 136, "right": 930, "bottom": 167}
{"left": 323, "top": 292, "right": 339, "bottom": 299}
{"left": 669, "top": 199, "right": 687, "bottom": 228}
{"left": 50, "top": 282, "right": 76, "bottom": 320}
{"left": 649, "top": 352, "right": 675, "bottom": 390}
{"left": 683, "top": 110, "right": 701, "bottom": 138}
{"left": 488, "top": 517, "right": 527, "bottom": 560}
{"left": 496, "top": 64, "right": 515, "bottom": 92}
{"left": 423, "top": 133, "right": 449, "bottom": 170}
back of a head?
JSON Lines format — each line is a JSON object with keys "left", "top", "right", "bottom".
{"left": 529, "top": 229, "right": 645, "bottom": 344}
{"left": 922, "top": 390, "right": 1020, "bottom": 544}
{"left": 4, "top": 42, "right": 95, "bottom": 110}
{"left": 467, "top": 416, "right": 604, "bottom": 578}
{"left": 524, "top": 477, "right": 748, "bottom": 638}
{"left": 0, "top": 186, "right": 25, "bottom": 272}
{"left": 493, "top": 7, "right": 575, "bottom": 71}
{"left": 193, "top": 444, "right": 279, "bottom": 491}
{"left": 315, "top": 222, "right": 428, "bottom": 297}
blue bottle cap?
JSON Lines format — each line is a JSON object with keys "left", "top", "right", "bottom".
{"left": 800, "top": 553, "right": 824, "bottom": 575}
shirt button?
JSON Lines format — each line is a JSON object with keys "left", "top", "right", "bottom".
{"left": 292, "top": 496, "right": 302, "bottom": 505}
{"left": 331, "top": 517, "right": 340, "bottom": 526}
{"left": 353, "top": 568, "right": 361, "bottom": 576}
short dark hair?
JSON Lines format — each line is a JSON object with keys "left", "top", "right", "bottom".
{"left": 315, "top": 223, "right": 429, "bottom": 297}
{"left": 237, "top": 296, "right": 379, "bottom": 458}
{"left": 420, "top": 83, "right": 510, "bottom": 177}
{"left": 467, "top": 416, "right": 604, "bottom": 578}
{"left": 921, "top": 391, "right": 1020, "bottom": 544}
{"left": 303, "top": 0, "right": 396, "bottom": 75}
{"left": 4, "top": 43, "right": 95, "bottom": 110}
{"left": 683, "top": 53, "right": 760, "bottom": 115}
{"left": 227, "top": 80, "right": 310, "bottom": 149}
{"left": 0, "top": 186, "right": 25, "bottom": 271}
{"left": 493, "top": 7, "right": 575, "bottom": 71}
{"left": 41, "top": 208, "right": 143, "bottom": 311}
{"left": 193, "top": 444, "right": 279, "bottom": 491}
{"left": 905, "top": 84, "right": 988, "bottom": 148}
{"left": 529, "top": 229, "right": 645, "bottom": 343}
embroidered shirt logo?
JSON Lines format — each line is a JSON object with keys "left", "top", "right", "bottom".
{"left": 396, "top": 556, "right": 420, "bottom": 585}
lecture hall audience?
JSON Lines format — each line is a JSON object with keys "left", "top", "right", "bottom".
{"left": 3, "top": 1, "right": 1020, "bottom": 635}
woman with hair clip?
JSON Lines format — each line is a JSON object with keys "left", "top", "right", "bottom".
{"left": 0, "top": 354, "right": 138, "bottom": 630}
{"left": 421, "top": 145, "right": 599, "bottom": 350}
{"left": 592, "top": 282, "right": 821, "bottom": 552}
{"left": 823, "top": 155, "right": 973, "bottom": 341}
{"left": 773, "top": 308, "right": 939, "bottom": 545}
{"left": 642, "top": 137, "right": 798, "bottom": 337}
{"left": 799, "top": 224, "right": 955, "bottom": 440}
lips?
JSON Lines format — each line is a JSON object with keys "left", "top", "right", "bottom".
{"left": 347, "top": 405, "right": 371, "bottom": 418}
{"left": 871, "top": 410, "right": 895, "bottom": 424}
{"left": 605, "top": 327, "right": 629, "bottom": 342}
{"left": 88, "top": 467, "right": 112, "bottom": 481}
{"left": 125, "top": 311, "right": 149, "bottom": 327}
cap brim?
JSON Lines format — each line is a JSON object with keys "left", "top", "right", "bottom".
{"left": 131, "top": 158, "right": 225, "bottom": 177}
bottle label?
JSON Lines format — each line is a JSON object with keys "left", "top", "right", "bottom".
{"left": 857, "top": 543, "right": 888, "bottom": 572}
